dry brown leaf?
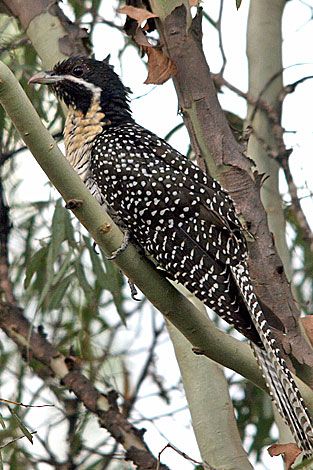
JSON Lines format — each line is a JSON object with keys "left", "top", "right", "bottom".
{"left": 236, "top": 0, "right": 243, "bottom": 9}
{"left": 118, "top": 6, "right": 158, "bottom": 28}
{"left": 142, "top": 21, "right": 151, "bottom": 32}
{"left": 302, "top": 317, "right": 313, "bottom": 347}
{"left": 134, "top": 27, "right": 152, "bottom": 47}
{"left": 268, "top": 443, "right": 302, "bottom": 469}
{"left": 119, "top": 3, "right": 176, "bottom": 85}
{"left": 143, "top": 47, "right": 177, "bottom": 85}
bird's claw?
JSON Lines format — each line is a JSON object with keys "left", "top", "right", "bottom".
{"left": 106, "top": 230, "right": 130, "bottom": 260}
{"left": 128, "top": 279, "right": 140, "bottom": 301}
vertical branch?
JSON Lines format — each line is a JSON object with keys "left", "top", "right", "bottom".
{"left": 147, "top": 0, "right": 313, "bottom": 368}
{"left": 244, "top": 0, "right": 313, "bottom": 445}
{"left": 167, "top": 292, "right": 253, "bottom": 470}
{"left": 246, "top": 0, "right": 291, "bottom": 278}
{"left": 217, "top": 0, "right": 227, "bottom": 75}
{"left": 64, "top": 398, "right": 81, "bottom": 466}
{"left": 0, "top": 159, "right": 16, "bottom": 305}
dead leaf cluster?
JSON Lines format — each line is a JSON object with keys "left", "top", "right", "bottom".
{"left": 268, "top": 443, "right": 302, "bottom": 469}
{"left": 118, "top": 5, "right": 177, "bottom": 85}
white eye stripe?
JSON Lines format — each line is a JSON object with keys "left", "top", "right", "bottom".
{"left": 64, "top": 75, "right": 102, "bottom": 99}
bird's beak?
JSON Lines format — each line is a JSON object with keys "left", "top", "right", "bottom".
{"left": 28, "top": 71, "right": 64, "bottom": 85}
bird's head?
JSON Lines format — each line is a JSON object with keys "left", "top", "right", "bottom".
{"left": 29, "top": 56, "right": 132, "bottom": 124}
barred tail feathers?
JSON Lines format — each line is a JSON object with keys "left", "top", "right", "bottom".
{"left": 231, "top": 263, "right": 313, "bottom": 454}
{"left": 252, "top": 344, "right": 313, "bottom": 453}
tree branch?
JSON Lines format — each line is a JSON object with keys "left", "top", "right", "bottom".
{"left": 1, "top": 49, "right": 313, "bottom": 409}
{"left": 0, "top": 301, "right": 170, "bottom": 470}
{"left": 0, "top": 164, "right": 16, "bottom": 305}
{"left": 0, "top": 0, "right": 89, "bottom": 68}
{"left": 213, "top": 70, "right": 313, "bottom": 273}
{"left": 149, "top": 1, "right": 313, "bottom": 368}
{"left": 0, "top": 59, "right": 269, "bottom": 393}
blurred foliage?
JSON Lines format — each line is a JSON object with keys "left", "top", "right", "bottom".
{"left": 232, "top": 379, "right": 275, "bottom": 459}
{"left": 0, "top": 8, "right": 152, "bottom": 469}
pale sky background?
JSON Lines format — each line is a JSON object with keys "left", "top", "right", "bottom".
{"left": 5, "top": 0, "right": 313, "bottom": 469}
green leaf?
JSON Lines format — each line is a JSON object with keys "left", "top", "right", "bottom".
{"left": 0, "top": 451, "right": 3, "bottom": 470}
{"left": 48, "top": 274, "right": 74, "bottom": 310}
{"left": 100, "top": 251, "right": 127, "bottom": 324}
{"left": 0, "top": 411, "right": 5, "bottom": 429}
{"left": 0, "top": 106, "right": 5, "bottom": 141}
{"left": 35, "top": 279, "right": 52, "bottom": 312}
{"left": 8, "top": 406, "right": 33, "bottom": 444}
{"left": 83, "top": 236, "right": 109, "bottom": 289}
{"left": 23, "top": 215, "right": 36, "bottom": 268}
{"left": 48, "top": 200, "right": 66, "bottom": 274}
{"left": 74, "top": 260, "right": 94, "bottom": 300}
{"left": 294, "top": 455, "right": 313, "bottom": 469}
{"left": 52, "top": 251, "right": 73, "bottom": 286}
{"left": 64, "top": 209, "right": 76, "bottom": 247}
{"left": 24, "top": 246, "right": 48, "bottom": 289}
{"left": 35, "top": 200, "right": 67, "bottom": 311}
{"left": 101, "top": 251, "right": 124, "bottom": 292}
{"left": 149, "top": 0, "right": 184, "bottom": 22}
{"left": 236, "top": 0, "right": 242, "bottom": 9}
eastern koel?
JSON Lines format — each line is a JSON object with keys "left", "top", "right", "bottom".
{"left": 30, "top": 56, "right": 313, "bottom": 454}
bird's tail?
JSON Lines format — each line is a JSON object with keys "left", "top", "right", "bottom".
{"left": 251, "top": 344, "right": 313, "bottom": 453}
{"left": 231, "top": 263, "right": 313, "bottom": 454}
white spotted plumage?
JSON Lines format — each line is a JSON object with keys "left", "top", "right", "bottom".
{"left": 92, "top": 123, "right": 313, "bottom": 455}
{"left": 30, "top": 56, "right": 313, "bottom": 456}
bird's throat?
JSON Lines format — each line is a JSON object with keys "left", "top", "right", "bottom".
{"left": 64, "top": 101, "right": 106, "bottom": 170}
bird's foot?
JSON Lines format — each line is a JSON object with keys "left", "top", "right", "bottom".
{"left": 106, "top": 230, "right": 130, "bottom": 260}
{"left": 127, "top": 278, "right": 140, "bottom": 301}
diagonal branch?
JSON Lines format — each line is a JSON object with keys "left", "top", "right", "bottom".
{"left": 148, "top": 2, "right": 313, "bottom": 369}
{"left": 1, "top": 52, "right": 313, "bottom": 408}
{"left": 0, "top": 59, "right": 268, "bottom": 393}
{"left": 213, "top": 72, "right": 313, "bottom": 259}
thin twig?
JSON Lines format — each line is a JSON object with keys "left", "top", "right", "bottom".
{"left": 217, "top": 0, "right": 226, "bottom": 75}
{"left": 123, "top": 320, "right": 165, "bottom": 416}
{"left": 0, "top": 431, "right": 37, "bottom": 449}
{"left": 213, "top": 69, "right": 313, "bottom": 255}
{"left": 157, "top": 442, "right": 218, "bottom": 470}
{"left": 0, "top": 301, "right": 171, "bottom": 470}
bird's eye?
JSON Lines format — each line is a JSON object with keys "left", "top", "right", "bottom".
{"left": 72, "top": 66, "right": 84, "bottom": 77}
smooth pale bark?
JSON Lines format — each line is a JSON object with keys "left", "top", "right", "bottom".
{"left": 0, "top": 60, "right": 268, "bottom": 390}
{"left": 5, "top": 57, "right": 313, "bottom": 426}
{"left": 246, "top": 0, "right": 309, "bottom": 449}
{"left": 27, "top": 12, "right": 69, "bottom": 69}
{"left": 167, "top": 291, "right": 253, "bottom": 470}
{"left": 1, "top": 0, "right": 87, "bottom": 69}
{"left": 246, "top": 0, "right": 290, "bottom": 278}
{"left": 148, "top": 1, "right": 253, "bottom": 465}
